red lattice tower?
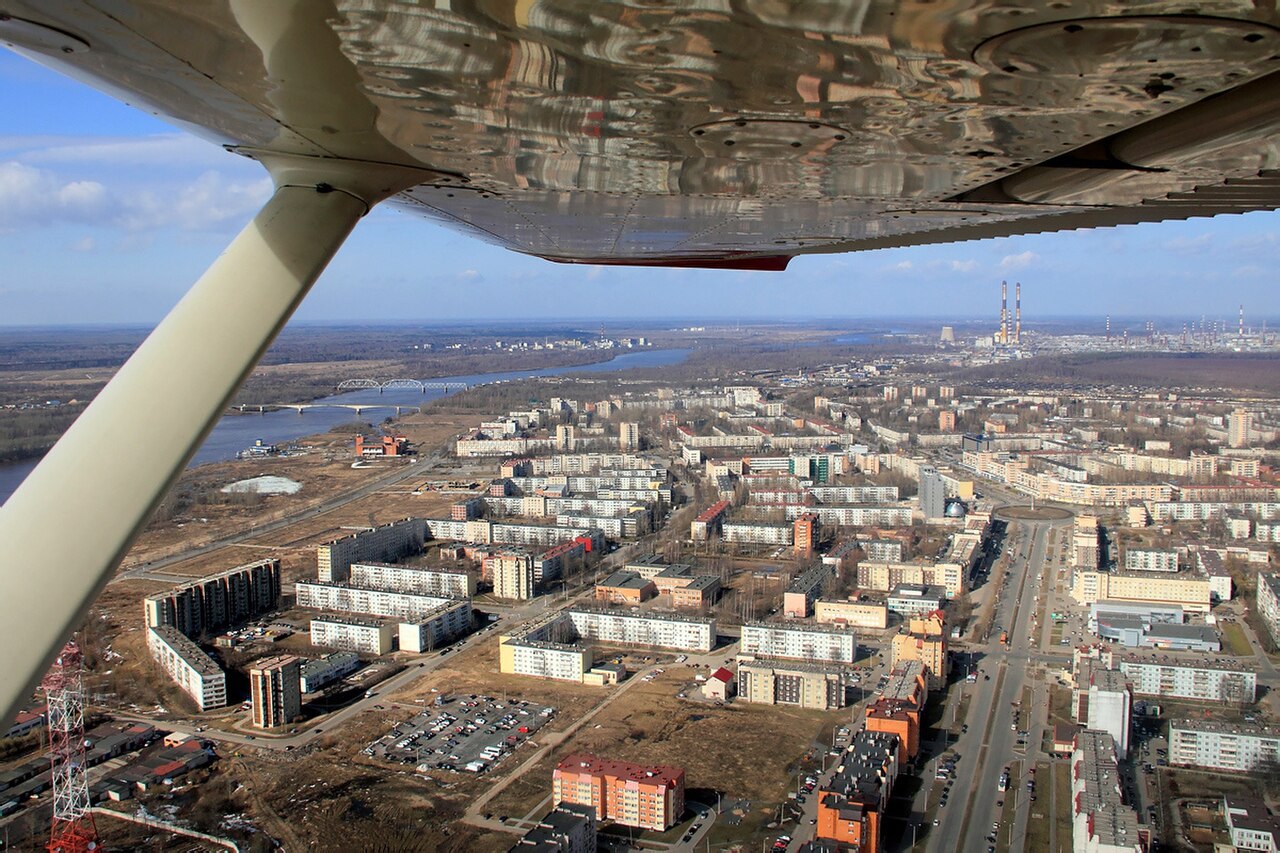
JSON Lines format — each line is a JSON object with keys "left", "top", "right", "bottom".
{"left": 42, "top": 641, "right": 99, "bottom": 852}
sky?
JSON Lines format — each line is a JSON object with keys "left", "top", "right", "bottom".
{"left": 1, "top": 48, "right": 1279, "bottom": 327}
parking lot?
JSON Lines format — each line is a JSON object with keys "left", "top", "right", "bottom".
{"left": 364, "top": 694, "right": 554, "bottom": 773}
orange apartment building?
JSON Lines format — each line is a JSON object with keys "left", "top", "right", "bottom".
{"left": 553, "top": 753, "right": 685, "bottom": 830}
{"left": 794, "top": 512, "right": 819, "bottom": 555}
{"left": 890, "top": 610, "right": 948, "bottom": 690}
{"left": 815, "top": 730, "right": 899, "bottom": 853}
{"left": 864, "top": 660, "right": 929, "bottom": 764}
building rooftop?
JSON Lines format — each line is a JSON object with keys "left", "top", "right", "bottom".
{"left": 597, "top": 570, "right": 654, "bottom": 591}
{"left": 787, "top": 564, "right": 831, "bottom": 594}
{"left": 568, "top": 606, "right": 715, "bottom": 626}
{"left": 736, "top": 655, "right": 858, "bottom": 676}
{"left": 554, "top": 753, "right": 684, "bottom": 788}
{"left": 249, "top": 655, "right": 299, "bottom": 673}
{"left": 310, "top": 615, "right": 388, "bottom": 629}
{"left": 1170, "top": 718, "right": 1280, "bottom": 738}
{"left": 889, "top": 584, "right": 947, "bottom": 600}
{"left": 743, "top": 620, "right": 858, "bottom": 637}
{"left": 149, "top": 626, "right": 223, "bottom": 677}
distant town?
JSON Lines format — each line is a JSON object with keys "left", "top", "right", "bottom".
{"left": 3, "top": 308, "right": 1280, "bottom": 853}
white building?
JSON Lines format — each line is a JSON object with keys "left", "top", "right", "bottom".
{"left": 295, "top": 581, "right": 456, "bottom": 621}
{"left": 740, "top": 622, "right": 857, "bottom": 663}
{"left": 147, "top": 626, "right": 226, "bottom": 711}
{"left": 1087, "top": 669, "right": 1131, "bottom": 756}
{"left": 1257, "top": 574, "right": 1280, "bottom": 648}
{"left": 1123, "top": 548, "right": 1179, "bottom": 573}
{"left": 299, "top": 651, "right": 361, "bottom": 693}
{"left": 1117, "top": 658, "right": 1256, "bottom": 704}
{"left": 566, "top": 609, "right": 715, "bottom": 652}
{"left": 722, "top": 521, "right": 793, "bottom": 546}
{"left": 348, "top": 562, "right": 476, "bottom": 597}
{"left": 398, "top": 599, "right": 474, "bottom": 653}
{"left": 317, "top": 518, "right": 427, "bottom": 583}
{"left": 887, "top": 585, "right": 947, "bottom": 617}
{"left": 1170, "top": 720, "right": 1280, "bottom": 772}
{"left": 310, "top": 616, "right": 395, "bottom": 655}
{"left": 501, "top": 639, "right": 591, "bottom": 682}
{"left": 493, "top": 552, "right": 536, "bottom": 600}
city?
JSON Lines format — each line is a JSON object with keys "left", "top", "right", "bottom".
{"left": 3, "top": 306, "right": 1280, "bottom": 852}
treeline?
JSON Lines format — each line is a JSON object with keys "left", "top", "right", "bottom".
{"left": 946, "top": 352, "right": 1280, "bottom": 395}
{"left": 0, "top": 404, "right": 87, "bottom": 463}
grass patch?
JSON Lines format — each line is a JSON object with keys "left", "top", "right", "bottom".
{"left": 1052, "top": 760, "right": 1072, "bottom": 852}
{"left": 1222, "top": 621, "right": 1255, "bottom": 657}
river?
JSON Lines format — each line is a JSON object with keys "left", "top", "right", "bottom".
{"left": 0, "top": 347, "right": 690, "bottom": 504}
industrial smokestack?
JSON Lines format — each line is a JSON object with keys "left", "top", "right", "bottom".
{"left": 1106, "top": 315, "right": 1111, "bottom": 341}
{"left": 1000, "top": 280, "right": 1008, "bottom": 344}
{"left": 1240, "top": 304, "right": 1245, "bottom": 338}
{"left": 1015, "top": 282, "right": 1021, "bottom": 344}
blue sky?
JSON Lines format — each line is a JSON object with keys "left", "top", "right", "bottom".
{"left": 2, "top": 48, "right": 1278, "bottom": 327}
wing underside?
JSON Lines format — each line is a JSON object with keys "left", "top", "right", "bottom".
{"left": 2, "top": 1, "right": 1280, "bottom": 264}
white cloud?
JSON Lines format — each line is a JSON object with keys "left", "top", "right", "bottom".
{"left": 1162, "top": 233, "right": 1213, "bottom": 254}
{"left": 0, "top": 133, "right": 234, "bottom": 169}
{"left": 894, "top": 260, "right": 914, "bottom": 271}
{"left": 949, "top": 259, "right": 977, "bottom": 272}
{"left": 457, "top": 269, "right": 481, "bottom": 282}
{"left": 71, "top": 236, "right": 95, "bottom": 252}
{"left": 0, "top": 160, "right": 270, "bottom": 233}
{"left": 998, "top": 250, "right": 1038, "bottom": 271}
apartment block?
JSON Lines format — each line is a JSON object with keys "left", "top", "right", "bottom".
{"left": 857, "top": 561, "right": 964, "bottom": 597}
{"left": 309, "top": 616, "right": 395, "bottom": 655}
{"left": 298, "top": 651, "right": 360, "bottom": 693}
{"left": 1256, "top": 574, "right": 1280, "bottom": 648}
{"left": 397, "top": 599, "right": 474, "bottom": 653}
{"left": 249, "top": 655, "right": 301, "bottom": 729}
{"left": 143, "top": 558, "right": 281, "bottom": 639}
{"left": 736, "top": 657, "right": 851, "bottom": 710}
{"left": 317, "top": 518, "right": 427, "bottom": 583}
{"left": 492, "top": 552, "right": 536, "bottom": 600}
{"left": 348, "top": 562, "right": 476, "bottom": 598}
{"left": 740, "top": 622, "right": 857, "bottom": 663}
{"left": 1223, "top": 797, "right": 1280, "bottom": 853}
{"left": 1117, "top": 658, "right": 1256, "bottom": 704}
{"left": 511, "top": 803, "right": 598, "bottom": 853}
{"left": 1124, "top": 548, "right": 1179, "bottom": 573}
{"left": 783, "top": 564, "right": 832, "bottom": 618}
{"left": 783, "top": 505, "right": 912, "bottom": 526}
{"left": 890, "top": 612, "right": 947, "bottom": 689}
{"left": 722, "top": 521, "right": 793, "bottom": 546}
{"left": 814, "top": 731, "right": 899, "bottom": 853}
{"left": 1072, "top": 730, "right": 1142, "bottom": 853}
{"left": 865, "top": 698, "right": 921, "bottom": 764}
{"left": 500, "top": 637, "right": 592, "bottom": 682}
{"left": 1170, "top": 720, "right": 1280, "bottom": 772}
{"left": 1087, "top": 668, "right": 1132, "bottom": 755}
{"left": 566, "top": 609, "right": 715, "bottom": 652}
{"left": 296, "top": 581, "right": 456, "bottom": 621}
{"left": 814, "top": 599, "right": 889, "bottom": 629}
{"left": 690, "top": 500, "right": 730, "bottom": 540}
{"left": 147, "top": 626, "right": 226, "bottom": 711}
{"left": 553, "top": 753, "right": 685, "bottom": 831}
{"left": 1071, "top": 570, "right": 1212, "bottom": 613}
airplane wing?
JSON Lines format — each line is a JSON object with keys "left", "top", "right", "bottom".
{"left": 2, "top": 2, "right": 1279, "bottom": 268}
{"left": 3, "top": 1, "right": 1280, "bottom": 724}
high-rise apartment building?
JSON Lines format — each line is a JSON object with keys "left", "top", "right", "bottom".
{"left": 493, "top": 552, "right": 536, "bottom": 600}
{"left": 619, "top": 422, "right": 640, "bottom": 451}
{"left": 1229, "top": 408, "right": 1253, "bottom": 448}
{"left": 250, "top": 655, "right": 301, "bottom": 729}
{"left": 919, "top": 465, "right": 945, "bottom": 520}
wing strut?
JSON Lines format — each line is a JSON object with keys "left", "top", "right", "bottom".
{"left": 0, "top": 154, "right": 429, "bottom": 724}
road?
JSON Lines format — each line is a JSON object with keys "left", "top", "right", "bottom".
{"left": 925, "top": 515, "right": 1064, "bottom": 853}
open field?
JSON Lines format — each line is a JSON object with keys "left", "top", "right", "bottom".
{"left": 1222, "top": 621, "right": 1254, "bottom": 657}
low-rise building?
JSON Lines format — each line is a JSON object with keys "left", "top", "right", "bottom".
{"left": 702, "top": 667, "right": 735, "bottom": 702}
{"left": 593, "top": 571, "right": 657, "bottom": 605}
{"left": 887, "top": 585, "right": 946, "bottom": 617}
{"left": 298, "top": 652, "right": 360, "bottom": 693}
{"left": 500, "top": 638, "right": 592, "bottom": 683}
{"left": 510, "top": 802, "right": 598, "bottom": 853}
{"left": 1124, "top": 547, "right": 1179, "bottom": 573}
{"left": 814, "top": 599, "right": 890, "bottom": 629}
{"left": 309, "top": 616, "right": 395, "bottom": 655}
{"left": 146, "top": 626, "right": 226, "bottom": 711}
{"left": 1223, "top": 796, "right": 1280, "bottom": 853}
{"left": 553, "top": 753, "right": 685, "bottom": 831}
